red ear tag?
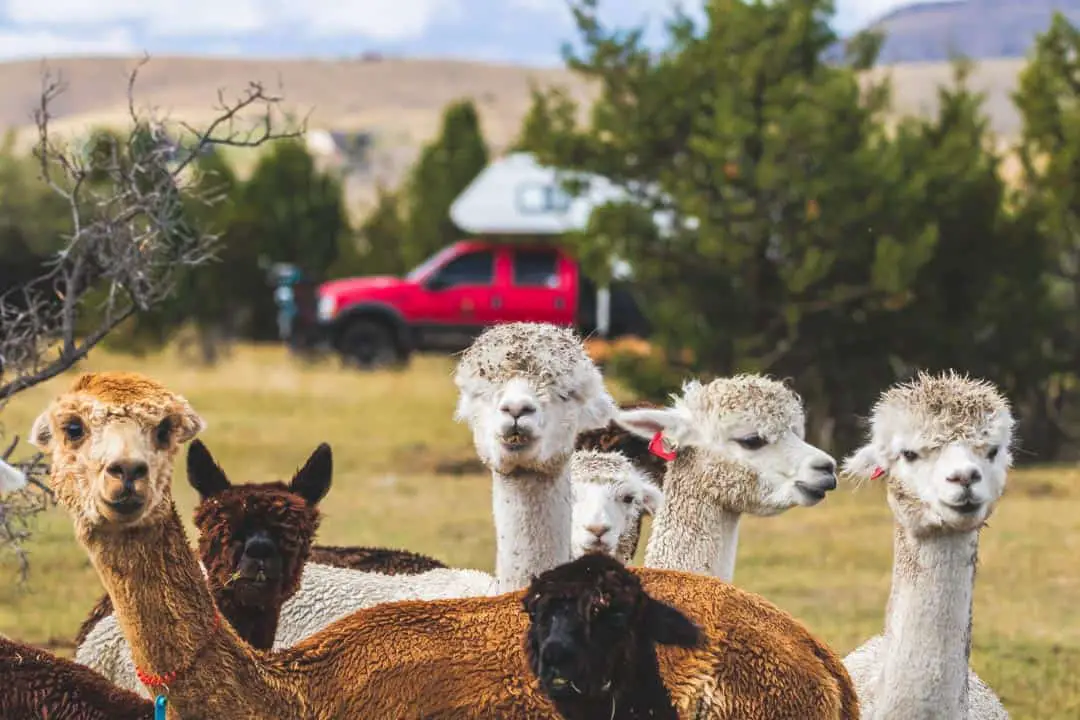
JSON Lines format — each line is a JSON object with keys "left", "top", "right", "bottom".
{"left": 648, "top": 432, "right": 677, "bottom": 461}
{"left": 870, "top": 466, "right": 885, "bottom": 481}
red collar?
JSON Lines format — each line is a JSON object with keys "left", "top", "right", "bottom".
{"left": 135, "top": 611, "right": 222, "bottom": 692}
{"left": 648, "top": 431, "right": 677, "bottom": 461}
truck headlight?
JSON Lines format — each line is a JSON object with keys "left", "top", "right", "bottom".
{"left": 317, "top": 294, "right": 337, "bottom": 321}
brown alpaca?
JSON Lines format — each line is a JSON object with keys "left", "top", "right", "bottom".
{"left": 71, "top": 437, "right": 330, "bottom": 698}
{"left": 307, "top": 544, "right": 446, "bottom": 574}
{"left": 33, "top": 371, "right": 858, "bottom": 720}
{"left": 0, "top": 635, "right": 151, "bottom": 720}
{"left": 575, "top": 400, "right": 667, "bottom": 487}
{"left": 75, "top": 438, "right": 329, "bottom": 650}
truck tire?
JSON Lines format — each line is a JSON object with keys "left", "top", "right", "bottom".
{"left": 339, "top": 319, "right": 404, "bottom": 370}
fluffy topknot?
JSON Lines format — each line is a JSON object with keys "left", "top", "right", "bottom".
{"left": 570, "top": 449, "right": 649, "bottom": 487}
{"left": 454, "top": 322, "right": 599, "bottom": 394}
{"left": 870, "top": 371, "right": 1014, "bottom": 448}
{"left": 674, "top": 375, "right": 805, "bottom": 442}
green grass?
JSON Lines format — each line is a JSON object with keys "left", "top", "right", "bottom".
{"left": 1, "top": 344, "right": 1077, "bottom": 717}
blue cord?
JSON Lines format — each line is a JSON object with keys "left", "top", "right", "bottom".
{"left": 154, "top": 694, "right": 167, "bottom": 719}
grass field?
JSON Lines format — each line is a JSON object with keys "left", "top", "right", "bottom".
{"left": 0, "top": 344, "right": 1076, "bottom": 717}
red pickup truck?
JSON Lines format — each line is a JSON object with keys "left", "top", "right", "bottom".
{"left": 315, "top": 240, "right": 648, "bottom": 368}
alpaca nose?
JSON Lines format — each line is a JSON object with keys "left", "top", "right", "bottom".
{"left": 540, "top": 638, "right": 573, "bottom": 668}
{"left": 812, "top": 459, "right": 837, "bottom": 477}
{"left": 946, "top": 467, "right": 982, "bottom": 487}
{"left": 585, "top": 523, "right": 610, "bottom": 539}
{"left": 244, "top": 534, "right": 276, "bottom": 560}
{"left": 106, "top": 459, "right": 149, "bottom": 492}
{"left": 500, "top": 398, "right": 536, "bottom": 419}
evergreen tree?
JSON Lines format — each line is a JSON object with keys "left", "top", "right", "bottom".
{"left": 401, "top": 99, "right": 489, "bottom": 269}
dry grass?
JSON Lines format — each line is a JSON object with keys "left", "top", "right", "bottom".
{"left": 0, "top": 343, "right": 1075, "bottom": 717}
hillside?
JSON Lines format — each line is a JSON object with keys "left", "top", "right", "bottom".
{"left": 0, "top": 54, "right": 1029, "bottom": 208}
{"left": 865, "top": 0, "right": 1080, "bottom": 63}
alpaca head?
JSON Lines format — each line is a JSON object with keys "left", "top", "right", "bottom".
{"left": 570, "top": 450, "right": 663, "bottom": 561}
{"left": 843, "top": 371, "right": 1014, "bottom": 535}
{"left": 616, "top": 375, "right": 837, "bottom": 515}
{"left": 28, "top": 372, "right": 204, "bottom": 529}
{"left": 188, "top": 439, "right": 330, "bottom": 609}
{"left": 524, "top": 553, "right": 702, "bottom": 702}
{"left": 454, "top": 323, "right": 617, "bottom": 475}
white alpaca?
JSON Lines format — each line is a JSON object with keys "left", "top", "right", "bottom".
{"left": 77, "top": 321, "right": 617, "bottom": 691}
{"left": 841, "top": 371, "right": 1010, "bottom": 719}
{"left": 570, "top": 449, "right": 663, "bottom": 563}
{"left": 615, "top": 375, "right": 839, "bottom": 580}
{"left": 0, "top": 457, "right": 27, "bottom": 495}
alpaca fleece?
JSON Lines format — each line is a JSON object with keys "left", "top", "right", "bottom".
{"left": 575, "top": 400, "right": 667, "bottom": 487}
{"left": 0, "top": 635, "right": 151, "bottom": 719}
{"left": 307, "top": 544, "right": 446, "bottom": 574}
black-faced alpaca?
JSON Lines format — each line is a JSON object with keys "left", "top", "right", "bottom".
{"left": 75, "top": 438, "right": 329, "bottom": 651}
{"left": 524, "top": 553, "right": 704, "bottom": 720}
{"left": 575, "top": 400, "right": 667, "bottom": 488}
{"left": 0, "top": 635, "right": 151, "bottom": 720}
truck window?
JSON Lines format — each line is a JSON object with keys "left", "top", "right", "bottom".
{"left": 513, "top": 249, "right": 559, "bottom": 287}
{"left": 431, "top": 250, "right": 495, "bottom": 287}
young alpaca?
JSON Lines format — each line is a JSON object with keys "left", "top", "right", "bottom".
{"left": 525, "top": 552, "right": 702, "bottom": 720}
{"left": 616, "top": 376, "right": 839, "bottom": 580}
{"left": 73, "top": 437, "right": 330, "bottom": 697}
{"left": 570, "top": 450, "right": 663, "bottom": 563}
{"left": 841, "top": 372, "right": 1011, "bottom": 719}
{"left": 32, "top": 371, "right": 858, "bottom": 719}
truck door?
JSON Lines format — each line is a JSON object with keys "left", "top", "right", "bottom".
{"left": 414, "top": 246, "right": 499, "bottom": 350}
{"left": 499, "top": 247, "right": 576, "bottom": 326}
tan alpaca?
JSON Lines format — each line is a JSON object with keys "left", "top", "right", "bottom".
{"left": 34, "top": 371, "right": 858, "bottom": 720}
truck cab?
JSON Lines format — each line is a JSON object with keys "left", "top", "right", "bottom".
{"left": 316, "top": 241, "right": 581, "bottom": 367}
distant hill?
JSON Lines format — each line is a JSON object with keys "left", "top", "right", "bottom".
{"left": 861, "top": 0, "right": 1080, "bottom": 64}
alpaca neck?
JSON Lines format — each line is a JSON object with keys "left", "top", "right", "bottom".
{"left": 875, "top": 523, "right": 977, "bottom": 719}
{"left": 643, "top": 453, "right": 742, "bottom": 581}
{"left": 212, "top": 590, "right": 281, "bottom": 651}
{"left": 492, "top": 463, "right": 572, "bottom": 593}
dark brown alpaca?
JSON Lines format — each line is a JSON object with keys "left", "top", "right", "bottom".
{"left": 0, "top": 635, "right": 151, "bottom": 720}
{"left": 75, "top": 438, "right": 329, "bottom": 652}
{"left": 524, "top": 553, "right": 703, "bottom": 720}
{"left": 308, "top": 544, "right": 446, "bottom": 574}
{"left": 575, "top": 400, "right": 666, "bottom": 488}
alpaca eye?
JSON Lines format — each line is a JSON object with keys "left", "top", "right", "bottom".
{"left": 987, "top": 446, "right": 999, "bottom": 461}
{"left": 735, "top": 434, "right": 766, "bottom": 450}
{"left": 620, "top": 494, "right": 634, "bottom": 505}
{"left": 901, "top": 450, "right": 919, "bottom": 462}
{"left": 61, "top": 418, "right": 85, "bottom": 443}
{"left": 154, "top": 418, "right": 173, "bottom": 447}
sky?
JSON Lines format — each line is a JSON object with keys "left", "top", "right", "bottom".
{"left": 0, "top": 1, "right": 929, "bottom": 63}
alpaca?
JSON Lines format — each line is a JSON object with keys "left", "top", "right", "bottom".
{"left": 570, "top": 450, "right": 663, "bottom": 563}
{"left": 575, "top": 400, "right": 667, "bottom": 487}
{"left": 31, "top": 370, "right": 858, "bottom": 719}
{"left": 841, "top": 371, "right": 1011, "bottom": 719}
{"left": 307, "top": 544, "right": 446, "bottom": 573}
{"left": 616, "top": 376, "right": 839, "bottom": 580}
{"left": 0, "top": 456, "right": 27, "bottom": 494}
{"left": 524, "top": 552, "right": 701, "bottom": 720}
{"left": 73, "top": 437, "right": 329, "bottom": 697}
{"left": 0, "top": 635, "right": 151, "bottom": 720}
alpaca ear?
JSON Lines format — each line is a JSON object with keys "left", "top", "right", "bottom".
{"left": 615, "top": 407, "right": 682, "bottom": 441}
{"left": 643, "top": 597, "right": 703, "bottom": 649}
{"left": 841, "top": 444, "right": 882, "bottom": 480}
{"left": 187, "top": 439, "right": 231, "bottom": 499}
{"left": 28, "top": 410, "right": 54, "bottom": 451}
{"left": 290, "top": 443, "right": 332, "bottom": 506}
{"left": 640, "top": 481, "right": 664, "bottom": 515}
{"left": 0, "top": 458, "right": 27, "bottom": 495}
{"left": 173, "top": 395, "right": 206, "bottom": 444}
{"left": 579, "top": 391, "right": 618, "bottom": 432}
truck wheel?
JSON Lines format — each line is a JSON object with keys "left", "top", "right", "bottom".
{"left": 339, "top": 319, "right": 402, "bottom": 370}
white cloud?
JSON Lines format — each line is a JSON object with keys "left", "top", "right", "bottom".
{"left": 0, "top": 25, "right": 135, "bottom": 59}
{"left": 2, "top": 0, "right": 462, "bottom": 40}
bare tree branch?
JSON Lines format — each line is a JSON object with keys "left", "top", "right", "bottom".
{"left": 0, "top": 56, "right": 305, "bottom": 578}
